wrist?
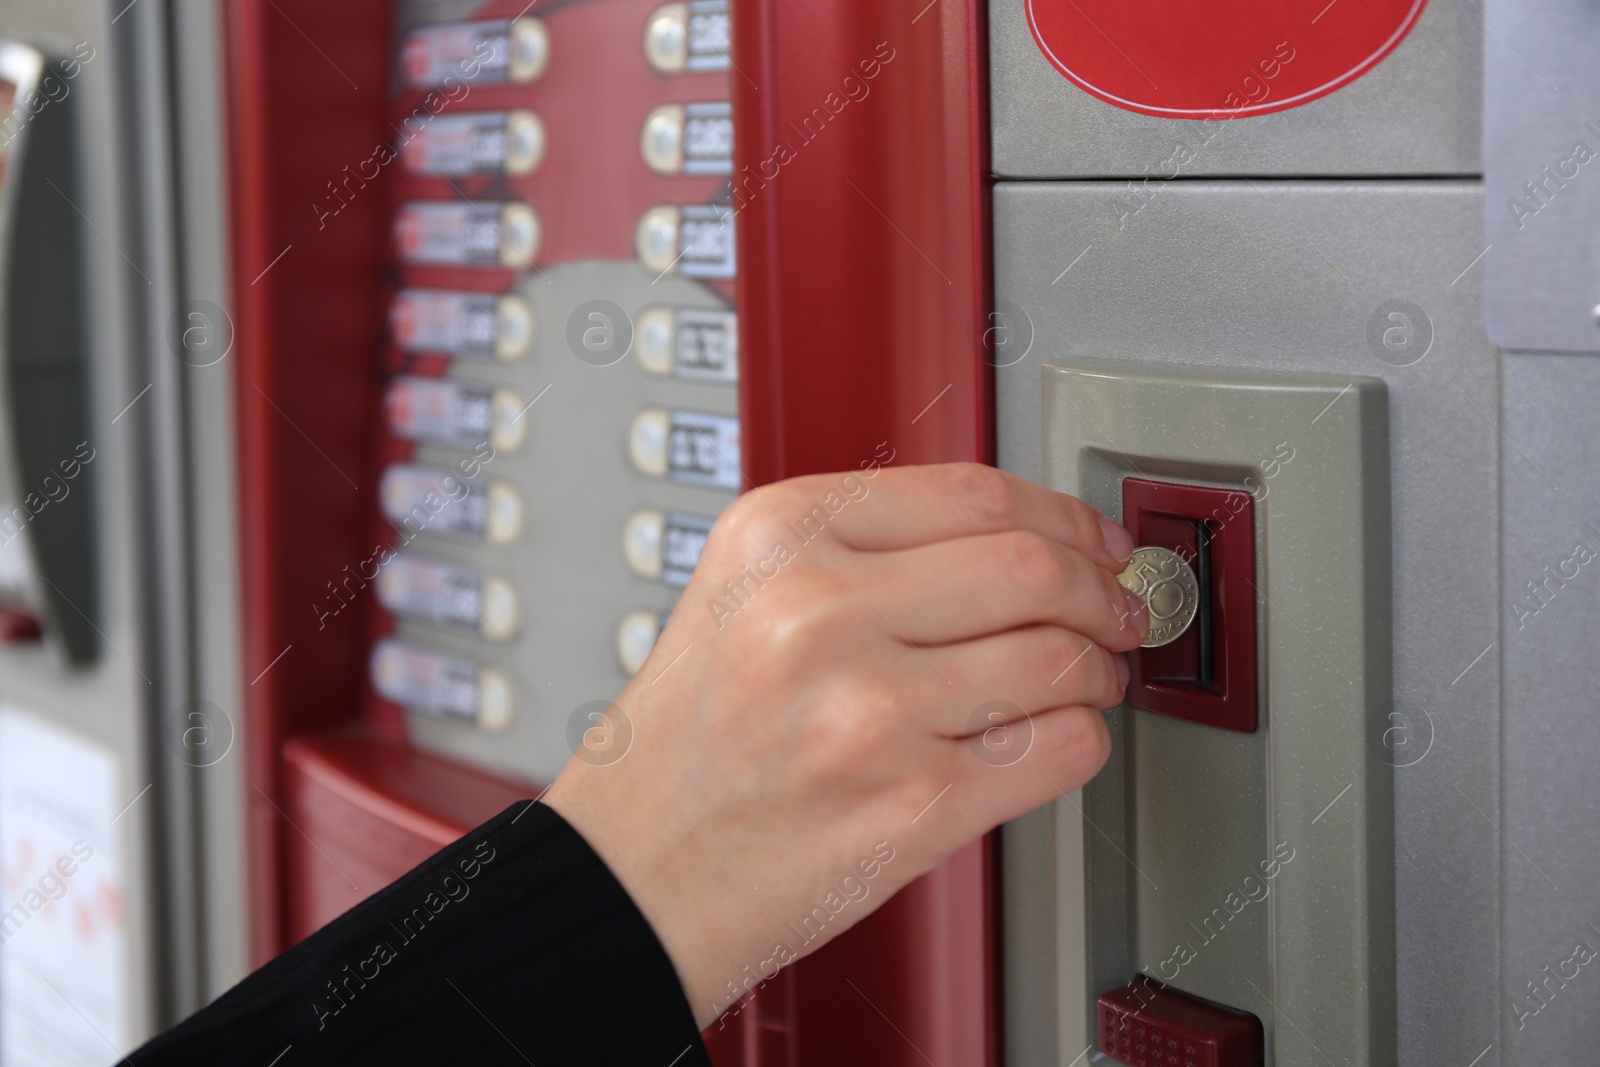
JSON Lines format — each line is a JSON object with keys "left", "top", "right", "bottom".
{"left": 543, "top": 766, "right": 739, "bottom": 1028}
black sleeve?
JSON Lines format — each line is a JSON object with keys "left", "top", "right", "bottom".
{"left": 128, "top": 801, "right": 711, "bottom": 1067}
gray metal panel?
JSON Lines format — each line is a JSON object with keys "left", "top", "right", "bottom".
{"left": 169, "top": 0, "right": 253, "bottom": 1004}
{"left": 0, "top": 0, "right": 165, "bottom": 1048}
{"left": 1499, "top": 352, "right": 1600, "bottom": 1064}
{"left": 1003, "top": 803, "right": 1064, "bottom": 1065}
{"left": 395, "top": 260, "right": 738, "bottom": 784}
{"left": 120, "top": 0, "right": 207, "bottom": 1019}
{"left": 1041, "top": 363, "right": 1394, "bottom": 1066}
{"left": 1483, "top": 0, "right": 1600, "bottom": 352}
{"left": 1120, "top": 714, "right": 1269, "bottom": 1016}
{"left": 995, "top": 181, "right": 1503, "bottom": 1065}
{"left": 990, "top": 0, "right": 1481, "bottom": 179}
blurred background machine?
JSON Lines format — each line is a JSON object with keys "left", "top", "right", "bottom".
{"left": 0, "top": 1, "right": 1593, "bottom": 1065}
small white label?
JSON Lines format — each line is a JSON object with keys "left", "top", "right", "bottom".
{"left": 371, "top": 639, "right": 502, "bottom": 726}
{"left": 675, "top": 309, "right": 739, "bottom": 381}
{"left": 668, "top": 411, "right": 741, "bottom": 490}
{"left": 678, "top": 204, "right": 736, "bottom": 279}
{"left": 686, "top": 0, "right": 732, "bottom": 72}
{"left": 389, "top": 289, "right": 532, "bottom": 361}
{"left": 402, "top": 21, "right": 510, "bottom": 87}
{"left": 0, "top": 708, "right": 126, "bottom": 1066}
{"left": 385, "top": 376, "right": 494, "bottom": 449}
{"left": 377, "top": 555, "right": 485, "bottom": 632}
{"left": 683, "top": 102, "right": 734, "bottom": 174}
{"left": 400, "top": 111, "right": 542, "bottom": 177}
{"left": 391, "top": 289, "right": 497, "bottom": 357}
{"left": 393, "top": 201, "right": 539, "bottom": 270}
{"left": 381, "top": 464, "right": 520, "bottom": 544}
{"left": 662, "top": 513, "right": 715, "bottom": 586}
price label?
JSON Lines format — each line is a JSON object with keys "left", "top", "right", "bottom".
{"left": 393, "top": 201, "right": 539, "bottom": 270}
{"left": 400, "top": 18, "right": 548, "bottom": 89}
{"left": 675, "top": 309, "right": 738, "bottom": 381}
{"left": 662, "top": 513, "right": 716, "bottom": 586}
{"left": 668, "top": 411, "right": 741, "bottom": 490}
{"left": 380, "top": 464, "right": 523, "bottom": 545}
{"left": 389, "top": 289, "right": 533, "bottom": 361}
{"left": 385, "top": 376, "right": 492, "bottom": 447}
{"left": 378, "top": 554, "right": 484, "bottom": 631}
{"left": 400, "top": 110, "right": 544, "bottom": 177}
{"left": 376, "top": 553, "right": 520, "bottom": 639}
{"left": 392, "top": 290, "right": 492, "bottom": 355}
{"left": 685, "top": 0, "right": 731, "bottom": 72}
{"left": 683, "top": 102, "right": 734, "bottom": 174}
{"left": 678, "top": 205, "right": 736, "bottom": 278}
{"left": 370, "top": 638, "right": 511, "bottom": 729}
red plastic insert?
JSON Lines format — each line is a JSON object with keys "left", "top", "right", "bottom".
{"left": 1097, "top": 975, "right": 1263, "bottom": 1067}
{"left": 0, "top": 605, "right": 41, "bottom": 642}
{"left": 1122, "top": 478, "right": 1258, "bottom": 733}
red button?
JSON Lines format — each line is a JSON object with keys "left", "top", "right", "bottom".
{"left": 1024, "top": 0, "right": 1426, "bottom": 120}
{"left": 1098, "top": 975, "right": 1263, "bottom": 1067}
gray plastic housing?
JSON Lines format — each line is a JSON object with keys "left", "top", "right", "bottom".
{"left": 995, "top": 181, "right": 1505, "bottom": 1065}
{"left": 395, "top": 259, "right": 738, "bottom": 786}
{"left": 1038, "top": 361, "right": 1395, "bottom": 1066}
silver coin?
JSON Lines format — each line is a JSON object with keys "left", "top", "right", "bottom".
{"left": 1116, "top": 546, "right": 1200, "bottom": 649}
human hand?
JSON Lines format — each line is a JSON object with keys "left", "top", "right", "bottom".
{"left": 542, "top": 462, "right": 1146, "bottom": 1026}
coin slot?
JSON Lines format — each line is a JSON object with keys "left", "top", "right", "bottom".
{"left": 1195, "top": 519, "right": 1214, "bottom": 688}
{"left": 1121, "top": 478, "right": 1258, "bottom": 733}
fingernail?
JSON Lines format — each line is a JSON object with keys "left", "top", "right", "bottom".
{"left": 1115, "top": 654, "right": 1130, "bottom": 688}
{"left": 1123, "top": 588, "right": 1149, "bottom": 635}
{"left": 1099, "top": 517, "right": 1134, "bottom": 563}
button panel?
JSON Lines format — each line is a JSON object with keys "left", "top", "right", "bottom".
{"left": 370, "top": 0, "right": 738, "bottom": 778}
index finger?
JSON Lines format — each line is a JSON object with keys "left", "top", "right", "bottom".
{"left": 780, "top": 462, "right": 1133, "bottom": 570}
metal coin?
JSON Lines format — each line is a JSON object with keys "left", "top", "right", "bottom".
{"left": 1116, "top": 546, "right": 1200, "bottom": 649}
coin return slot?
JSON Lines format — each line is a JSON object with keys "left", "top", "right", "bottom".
{"left": 1121, "top": 477, "right": 1258, "bottom": 733}
{"left": 1195, "top": 520, "right": 1214, "bottom": 688}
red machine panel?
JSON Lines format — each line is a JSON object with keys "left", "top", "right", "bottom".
{"left": 225, "top": 1, "right": 994, "bottom": 1063}
{"left": 728, "top": 2, "right": 995, "bottom": 1063}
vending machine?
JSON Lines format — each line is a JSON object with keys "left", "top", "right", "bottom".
{"left": 0, "top": 1, "right": 248, "bottom": 1062}
{"left": 223, "top": 1, "right": 992, "bottom": 1064}
{"left": 987, "top": 2, "right": 1600, "bottom": 1065}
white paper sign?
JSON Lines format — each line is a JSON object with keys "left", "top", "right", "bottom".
{"left": 0, "top": 707, "right": 126, "bottom": 1067}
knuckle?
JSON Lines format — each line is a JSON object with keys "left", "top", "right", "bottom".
{"left": 1057, "top": 707, "right": 1113, "bottom": 774}
{"left": 1090, "top": 647, "right": 1124, "bottom": 707}
{"left": 1039, "top": 626, "right": 1089, "bottom": 676}
{"left": 1043, "top": 632, "right": 1119, "bottom": 707}
{"left": 714, "top": 483, "right": 807, "bottom": 556}
{"left": 800, "top": 678, "right": 897, "bottom": 769}
{"left": 952, "top": 463, "right": 1018, "bottom": 528}
{"left": 725, "top": 482, "right": 792, "bottom": 530}
{"left": 1000, "top": 530, "right": 1067, "bottom": 594}
{"left": 736, "top": 575, "right": 838, "bottom": 656}
{"left": 1063, "top": 498, "right": 1103, "bottom": 554}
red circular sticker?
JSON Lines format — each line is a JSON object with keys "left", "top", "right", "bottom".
{"left": 1025, "top": 0, "right": 1427, "bottom": 119}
